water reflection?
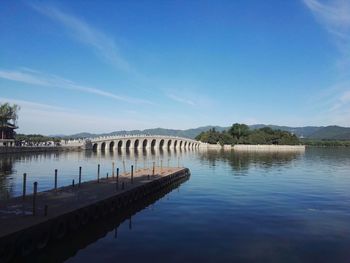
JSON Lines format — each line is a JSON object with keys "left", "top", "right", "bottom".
{"left": 1, "top": 148, "right": 350, "bottom": 262}
{"left": 0, "top": 157, "right": 14, "bottom": 199}
{"left": 198, "top": 149, "right": 304, "bottom": 172}
{"left": 0, "top": 148, "right": 197, "bottom": 200}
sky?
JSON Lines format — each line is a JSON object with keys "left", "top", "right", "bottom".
{"left": 0, "top": 0, "right": 349, "bottom": 135}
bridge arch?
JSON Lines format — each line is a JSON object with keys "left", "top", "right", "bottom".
{"left": 92, "top": 143, "right": 98, "bottom": 151}
{"left": 101, "top": 142, "right": 106, "bottom": 151}
{"left": 109, "top": 141, "right": 114, "bottom": 151}
{"left": 179, "top": 141, "right": 183, "bottom": 148}
{"left": 126, "top": 140, "right": 131, "bottom": 149}
{"left": 134, "top": 139, "right": 139, "bottom": 149}
{"left": 142, "top": 139, "right": 148, "bottom": 149}
{"left": 184, "top": 141, "right": 187, "bottom": 148}
{"left": 117, "top": 140, "right": 123, "bottom": 149}
{"left": 151, "top": 139, "right": 156, "bottom": 149}
{"left": 167, "top": 140, "right": 172, "bottom": 149}
{"left": 174, "top": 140, "right": 178, "bottom": 148}
{"left": 159, "top": 139, "right": 165, "bottom": 149}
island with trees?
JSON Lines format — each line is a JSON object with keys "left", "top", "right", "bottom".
{"left": 195, "top": 123, "right": 301, "bottom": 146}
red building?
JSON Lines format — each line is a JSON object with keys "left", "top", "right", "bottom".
{"left": 0, "top": 122, "right": 17, "bottom": 147}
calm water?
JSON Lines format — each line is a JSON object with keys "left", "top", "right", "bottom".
{"left": 1, "top": 147, "right": 350, "bottom": 262}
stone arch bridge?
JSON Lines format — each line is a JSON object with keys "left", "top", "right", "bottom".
{"left": 87, "top": 135, "right": 201, "bottom": 151}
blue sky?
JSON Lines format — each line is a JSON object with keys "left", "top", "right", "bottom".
{"left": 0, "top": 0, "right": 349, "bottom": 134}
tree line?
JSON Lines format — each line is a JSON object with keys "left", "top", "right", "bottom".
{"left": 195, "top": 123, "right": 300, "bottom": 145}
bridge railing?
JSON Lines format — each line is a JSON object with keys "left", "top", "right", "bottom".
{"left": 62, "top": 134, "right": 200, "bottom": 145}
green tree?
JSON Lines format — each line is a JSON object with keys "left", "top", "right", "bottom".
{"left": 0, "top": 103, "right": 20, "bottom": 126}
{"left": 228, "top": 123, "right": 250, "bottom": 142}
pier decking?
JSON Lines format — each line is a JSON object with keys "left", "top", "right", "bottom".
{"left": 0, "top": 166, "right": 190, "bottom": 262}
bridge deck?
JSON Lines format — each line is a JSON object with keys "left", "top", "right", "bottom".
{"left": 0, "top": 167, "right": 188, "bottom": 239}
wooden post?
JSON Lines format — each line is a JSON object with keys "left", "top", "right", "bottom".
{"left": 152, "top": 161, "right": 155, "bottom": 176}
{"left": 54, "top": 169, "right": 58, "bottom": 190}
{"left": 22, "top": 173, "right": 27, "bottom": 200}
{"left": 97, "top": 164, "right": 100, "bottom": 183}
{"left": 79, "top": 166, "right": 82, "bottom": 186}
{"left": 116, "top": 168, "right": 119, "bottom": 191}
{"left": 33, "top": 182, "right": 38, "bottom": 216}
{"left": 112, "top": 162, "right": 115, "bottom": 178}
{"left": 131, "top": 165, "right": 134, "bottom": 184}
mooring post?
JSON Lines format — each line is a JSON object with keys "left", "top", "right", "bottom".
{"left": 112, "top": 162, "right": 115, "bottom": 178}
{"left": 33, "top": 182, "right": 38, "bottom": 216}
{"left": 131, "top": 165, "right": 134, "bottom": 184}
{"left": 79, "top": 166, "right": 82, "bottom": 186}
{"left": 44, "top": 204, "right": 48, "bottom": 217}
{"left": 152, "top": 161, "right": 155, "bottom": 176}
{"left": 72, "top": 179, "right": 75, "bottom": 188}
{"left": 22, "top": 173, "right": 27, "bottom": 200}
{"left": 54, "top": 169, "right": 58, "bottom": 190}
{"left": 97, "top": 164, "right": 100, "bottom": 183}
{"left": 107, "top": 172, "right": 109, "bottom": 179}
{"left": 116, "top": 168, "right": 119, "bottom": 190}
{"left": 123, "top": 160, "right": 126, "bottom": 174}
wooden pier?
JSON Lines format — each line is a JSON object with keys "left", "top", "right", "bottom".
{"left": 0, "top": 166, "right": 190, "bottom": 262}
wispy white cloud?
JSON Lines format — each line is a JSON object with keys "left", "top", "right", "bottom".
{"left": 0, "top": 97, "right": 67, "bottom": 112}
{"left": 303, "top": 0, "right": 350, "bottom": 67}
{"left": 167, "top": 93, "right": 196, "bottom": 106}
{"left": 304, "top": 0, "right": 350, "bottom": 125}
{"left": 0, "top": 97, "right": 152, "bottom": 134}
{"left": 0, "top": 68, "right": 152, "bottom": 105}
{"left": 29, "top": 3, "right": 131, "bottom": 72}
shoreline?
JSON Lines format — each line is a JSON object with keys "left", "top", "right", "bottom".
{"left": 200, "top": 144, "right": 306, "bottom": 152}
{"left": 0, "top": 146, "right": 81, "bottom": 155}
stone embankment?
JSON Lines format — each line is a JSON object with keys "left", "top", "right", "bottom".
{"left": 199, "top": 143, "right": 305, "bottom": 152}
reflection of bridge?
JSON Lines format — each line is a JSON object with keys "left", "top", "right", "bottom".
{"left": 89, "top": 135, "right": 201, "bottom": 151}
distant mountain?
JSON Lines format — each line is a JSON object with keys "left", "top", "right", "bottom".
{"left": 63, "top": 126, "right": 227, "bottom": 140}
{"left": 62, "top": 125, "right": 350, "bottom": 141}
{"left": 249, "top": 124, "right": 322, "bottom": 138}
{"left": 307, "top": 126, "right": 350, "bottom": 140}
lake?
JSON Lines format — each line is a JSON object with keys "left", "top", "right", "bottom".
{"left": 1, "top": 147, "right": 350, "bottom": 262}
